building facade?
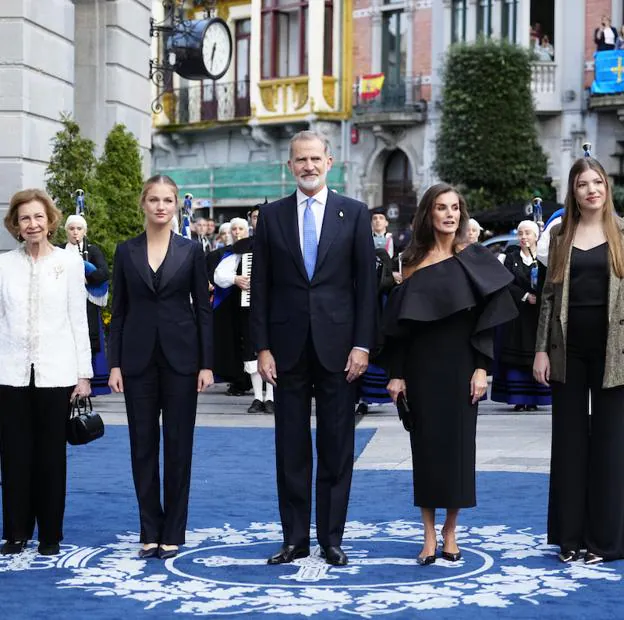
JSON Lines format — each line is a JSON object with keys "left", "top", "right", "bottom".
{"left": 0, "top": 0, "right": 152, "bottom": 250}
{"left": 152, "top": 0, "right": 624, "bottom": 225}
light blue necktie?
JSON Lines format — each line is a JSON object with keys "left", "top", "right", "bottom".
{"left": 303, "top": 197, "right": 318, "bottom": 280}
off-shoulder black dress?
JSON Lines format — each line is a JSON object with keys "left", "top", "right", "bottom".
{"left": 380, "top": 244, "right": 517, "bottom": 508}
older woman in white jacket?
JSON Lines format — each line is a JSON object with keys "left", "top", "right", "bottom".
{"left": 0, "top": 189, "right": 92, "bottom": 557}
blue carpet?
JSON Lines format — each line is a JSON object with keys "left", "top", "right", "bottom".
{"left": 1, "top": 426, "right": 622, "bottom": 619}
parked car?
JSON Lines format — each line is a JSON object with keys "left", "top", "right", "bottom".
{"left": 482, "top": 233, "right": 519, "bottom": 255}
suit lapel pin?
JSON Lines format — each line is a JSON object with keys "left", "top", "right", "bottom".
{"left": 338, "top": 210, "right": 344, "bottom": 218}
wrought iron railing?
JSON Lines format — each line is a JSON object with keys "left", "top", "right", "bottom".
{"left": 160, "top": 80, "right": 251, "bottom": 125}
{"left": 353, "top": 78, "right": 424, "bottom": 114}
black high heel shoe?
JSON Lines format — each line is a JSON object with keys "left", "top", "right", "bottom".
{"left": 416, "top": 552, "right": 436, "bottom": 566}
{"left": 440, "top": 528, "right": 461, "bottom": 562}
{"left": 584, "top": 551, "right": 604, "bottom": 565}
{"left": 558, "top": 549, "right": 580, "bottom": 563}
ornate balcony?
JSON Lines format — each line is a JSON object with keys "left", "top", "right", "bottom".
{"left": 531, "top": 61, "right": 561, "bottom": 113}
{"left": 156, "top": 80, "right": 251, "bottom": 127}
{"left": 352, "top": 78, "right": 426, "bottom": 125}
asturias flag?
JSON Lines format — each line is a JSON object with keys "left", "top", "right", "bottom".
{"left": 360, "top": 73, "right": 385, "bottom": 101}
{"left": 592, "top": 50, "right": 624, "bottom": 95}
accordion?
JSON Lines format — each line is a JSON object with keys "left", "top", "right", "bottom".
{"left": 241, "top": 252, "right": 252, "bottom": 307}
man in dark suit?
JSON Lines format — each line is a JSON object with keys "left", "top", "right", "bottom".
{"left": 251, "top": 130, "right": 377, "bottom": 567}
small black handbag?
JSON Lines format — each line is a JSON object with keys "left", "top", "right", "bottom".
{"left": 396, "top": 392, "right": 414, "bottom": 433}
{"left": 67, "top": 396, "right": 105, "bottom": 445}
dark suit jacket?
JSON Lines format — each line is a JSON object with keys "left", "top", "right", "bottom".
{"left": 250, "top": 190, "right": 377, "bottom": 373}
{"left": 109, "top": 232, "right": 213, "bottom": 376}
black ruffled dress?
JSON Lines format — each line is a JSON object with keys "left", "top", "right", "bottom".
{"left": 380, "top": 244, "right": 518, "bottom": 508}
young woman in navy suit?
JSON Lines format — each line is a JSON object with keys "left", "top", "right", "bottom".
{"left": 108, "top": 175, "right": 213, "bottom": 560}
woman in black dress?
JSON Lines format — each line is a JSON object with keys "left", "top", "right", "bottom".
{"left": 491, "top": 220, "right": 551, "bottom": 411}
{"left": 534, "top": 154, "right": 624, "bottom": 564}
{"left": 108, "top": 175, "right": 213, "bottom": 560}
{"left": 382, "top": 183, "right": 517, "bottom": 565}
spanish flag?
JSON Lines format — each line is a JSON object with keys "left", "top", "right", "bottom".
{"left": 360, "top": 73, "right": 385, "bottom": 101}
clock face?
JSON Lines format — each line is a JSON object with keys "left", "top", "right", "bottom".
{"left": 201, "top": 19, "right": 232, "bottom": 80}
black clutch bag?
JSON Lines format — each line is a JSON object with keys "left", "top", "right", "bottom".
{"left": 67, "top": 396, "right": 105, "bottom": 445}
{"left": 396, "top": 391, "right": 413, "bottom": 433}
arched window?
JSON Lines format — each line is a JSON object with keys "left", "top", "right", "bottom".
{"left": 383, "top": 150, "right": 417, "bottom": 226}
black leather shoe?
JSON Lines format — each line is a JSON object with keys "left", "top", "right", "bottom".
{"left": 38, "top": 542, "right": 60, "bottom": 556}
{"left": 263, "top": 400, "right": 275, "bottom": 415}
{"left": 1, "top": 540, "right": 26, "bottom": 555}
{"left": 441, "top": 549, "right": 462, "bottom": 562}
{"left": 355, "top": 402, "right": 369, "bottom": 416}
{"left": 584, "top": 551, "right": 604, "bottom": 565}
{"left": 158, "top": 545, "right": 179, "bottom": 560}
{"left": 138, "top": 545, "right": 159, "bottom": 559}
{"left": 558, "top": 549, "right": 580, "bottom": 563}
{"left": 267, "top": 544, "right": 309, "bottom": 565}
{"left": 247, "top": 399, "right": 265, "bottom": 413}
{"left": 320, "top": 546, "right": 348, "bottom": 566}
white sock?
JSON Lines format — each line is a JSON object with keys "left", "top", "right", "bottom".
{"left": 250, "top": 372, "right": 263, "bottom": 401}
{"left": 265, "top": 382, "right": 274, "bottom": 402}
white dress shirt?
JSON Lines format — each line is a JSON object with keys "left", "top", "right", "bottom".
{"left": 296, "top": 185, "right": 328, "bottom": 251}
{"left": 0, "top": 246, "right": 93, "bottom": 387}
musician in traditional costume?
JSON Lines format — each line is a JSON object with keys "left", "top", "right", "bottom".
{"left": 213, "top": 211, "right": 274, "bottom": 413}
{"left": 64, "top": 214, "right": 111, "bottom": 396}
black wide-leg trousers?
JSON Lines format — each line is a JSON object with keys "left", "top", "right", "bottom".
{"left": 0, "top": 370, "right": 73, "bottom": 544}
{"left": 549, "top": 305, "right": 624, "bottom": 560}
{"left": 123, "top": 344, "right": 198, "bottom": 545}
{"left": 274, "top": 334, "right": 356, "bottom": 548}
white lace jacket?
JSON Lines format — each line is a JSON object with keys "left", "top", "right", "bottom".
{"left": 0, "top": 245, "right": 93, "bottom": 387}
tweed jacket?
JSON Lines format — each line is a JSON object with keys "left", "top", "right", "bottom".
{"left": 535, "top": 219, "right": 624, "bottom": 388}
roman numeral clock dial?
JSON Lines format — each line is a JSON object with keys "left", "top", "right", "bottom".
{"left": 201, "top": 18, "right": 233, "bottom": 81}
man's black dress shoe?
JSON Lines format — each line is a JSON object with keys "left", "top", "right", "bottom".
{"left": 38, "top": 542, "right": 60, "bottom": 556}
{"left": 320, "top": 546, "right": 348, "bottom": 566}
{"left": 263, "top": 400, "right": 275, "bottom": 415}
{"left": 267, "top": 544, "right": 309, "bottom": 565}
{"left": 1, "top": 540, "right": 26, "bottom": 555}
{"left": 247, "top": 399, "right": 265, "bottom": 413}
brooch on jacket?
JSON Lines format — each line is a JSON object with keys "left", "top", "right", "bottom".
{"left": 53, "top": 264, "right": 65, "bottom": 279}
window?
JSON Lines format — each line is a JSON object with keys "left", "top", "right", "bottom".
{"left": 477, "top": 0, "right": 493, "bottom": 38}
{"left": 261, "top": 0, "right": 308, "bottom": 79}
{"left": 324, "top": 1, "right": 333, "bottom": 76}
{"left": 451, "top": 0, "right": 466, "bottom": 43}
{"left": 501, "top": 0, "right": 518, "bottom": 42}
{"left": 382, "top": 9, "right": 407, "bottom": 86}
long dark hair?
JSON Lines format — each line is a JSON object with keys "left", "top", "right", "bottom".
{"left": 548, "top": 157, "right": 624, "bottom": 282}
{"left": 400, "top": 183, "right": 469, "bottom": 269}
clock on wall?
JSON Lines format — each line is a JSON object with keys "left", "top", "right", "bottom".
{"left": 168, "top": 17, "right": 233, "bottom": 81}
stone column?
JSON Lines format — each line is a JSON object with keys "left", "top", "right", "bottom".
{"left": 0, "top": 0, "right": 75, "bottom": 250}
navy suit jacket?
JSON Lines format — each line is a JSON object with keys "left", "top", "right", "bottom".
{"left": 108, "top": 232, "right": 213, "bottom": 376}
{"left": 250, "top": 190, "right": 377, "bottom": 373}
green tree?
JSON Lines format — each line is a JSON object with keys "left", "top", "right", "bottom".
{"left": 45, "top": 114, "right": 97, "bottom": 221}
{"left": 93, "top": 124, "right": 145, "bottom": 257}
{"left": 435, "top": 39, "right": 548, "bottom": 210}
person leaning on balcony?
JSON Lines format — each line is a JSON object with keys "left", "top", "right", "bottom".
{"left": 0, "top": 189, "right": 92, "bottom": 557}
{"left": 595, "top": 15, "right": 618, "bottom": 52}
{"left": 616, "top": 25, "right": 624, "bottom": 50}
{"left": 533, "top": 152, "right": 624, "bottom": 565}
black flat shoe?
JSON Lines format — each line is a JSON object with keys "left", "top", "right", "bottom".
{"left": 267, "top": 544, "right": 310, "bottom": 565}
{"left": 321, "top": 545, "right": 348, "bottom": 566}
{"left": 355, "top": 402, "right": 368, "bottom": 416}
{"left": 158, "top": 545, "right": 179, "bottom": 560}
{"left": 558, "top": 549, "right": 580, "bottom": 563}
{"left": 584, "top": 552, "right": 604, "bottom": 565}
{"left": 441, "top": 550, "right": 462, "bottom": 562}
{"left": 1, "top": 540, "right": 26, "bottom": 555}
{"left": 38, "top": 542, "right": 60, "bottom": 556}
{"left": 247, "top": 399, "right": 265, "bottom": 413}
{"left": 138, "top": 545, "right": 159, "bottom": 559}
{"left": 263, "top": 400, "right": 275, "bottom": 415}
{"left": 417, "top": 553, "right": 436, "bottom": 566}
{"left": 513, "top": 404, "right": 526, "bottom": 412}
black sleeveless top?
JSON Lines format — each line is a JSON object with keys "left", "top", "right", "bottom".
{"left": 569, "top": 242, "right": 609, "bottom": 307}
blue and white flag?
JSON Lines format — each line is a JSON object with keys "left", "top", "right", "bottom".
{"left": 591, "top": 50, "right": 624, "bottom": 94}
